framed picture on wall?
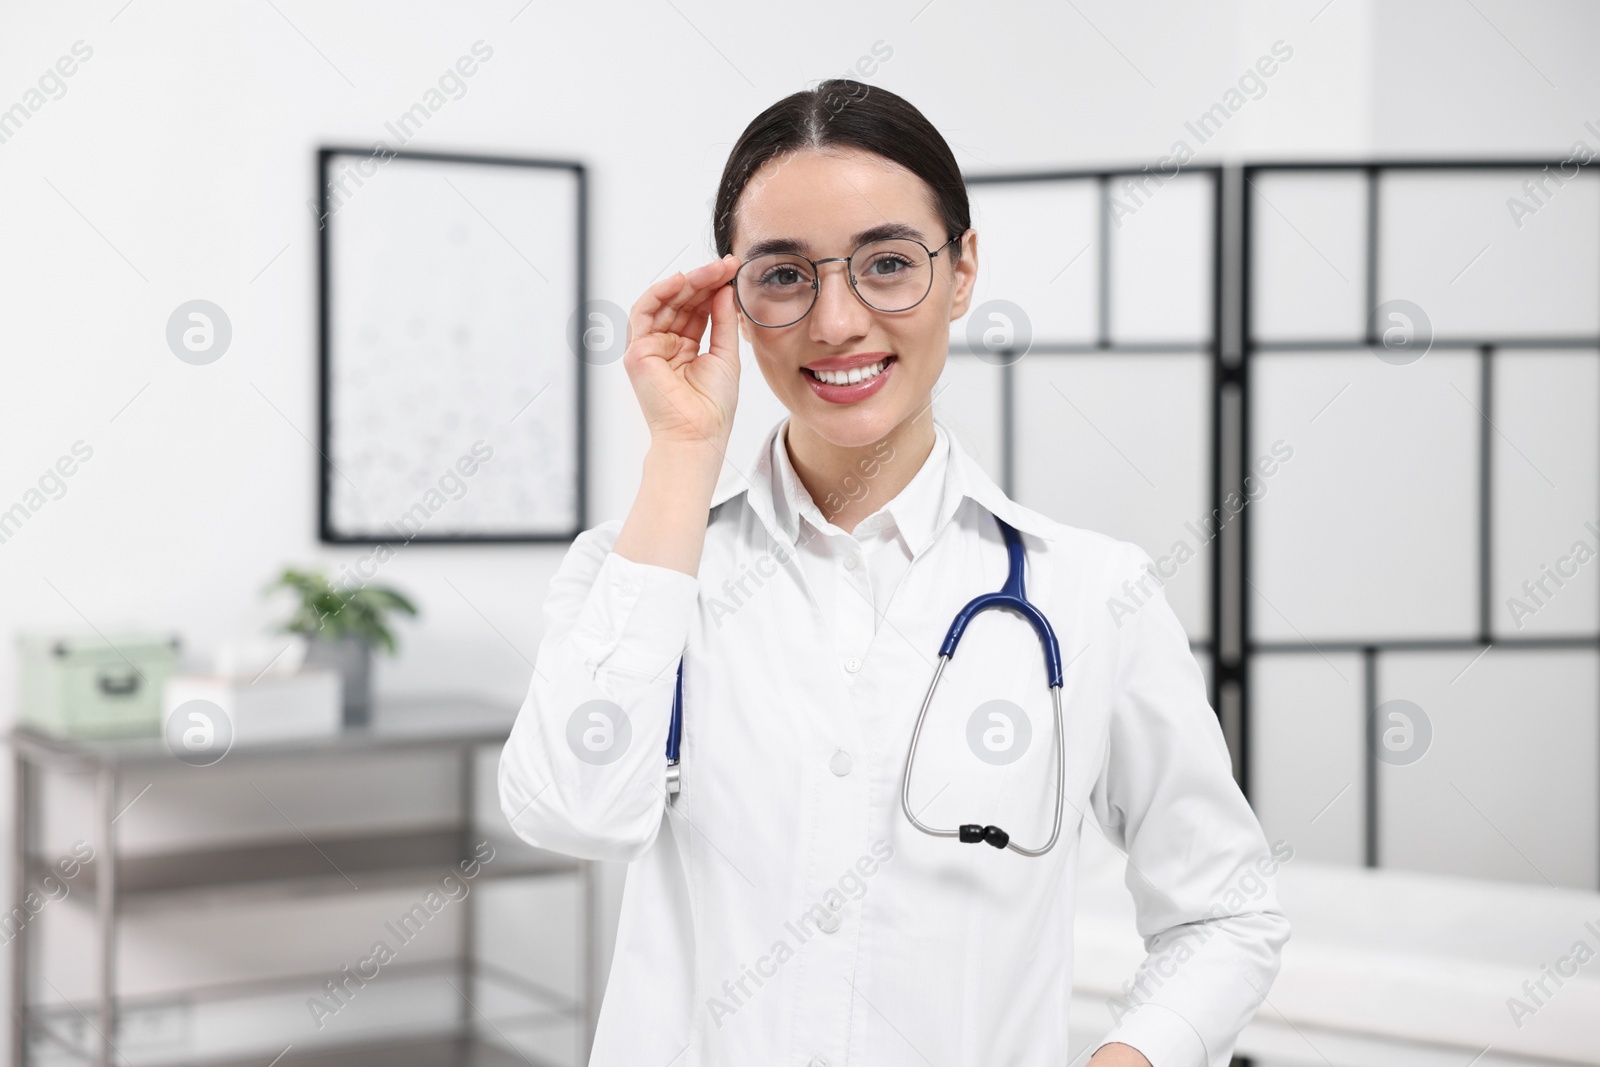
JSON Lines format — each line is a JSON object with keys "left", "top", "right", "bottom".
{"left": 317, "top": 146, "right": 587, "bottom": 543}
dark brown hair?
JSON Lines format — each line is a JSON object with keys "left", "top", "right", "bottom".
{"left": 711, "top": 79, "right": 970, "bottom": 261}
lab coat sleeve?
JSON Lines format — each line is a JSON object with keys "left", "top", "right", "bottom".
{"left": 497, "top": 517, "right": 700, "bottom": 863}
{"left": 1087, "top": 543, "right": 1292, "bottom": 1067}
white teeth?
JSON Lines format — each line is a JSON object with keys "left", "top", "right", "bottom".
{"left": 810, "top": 359, "right": 888, "bottom": 386}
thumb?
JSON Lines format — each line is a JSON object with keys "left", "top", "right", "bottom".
{"left": 704, "top": 280, "right": 741, "bottom": 370}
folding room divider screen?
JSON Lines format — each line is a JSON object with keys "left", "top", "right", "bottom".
{"left": 938, "top": 159, "right": 1600, "bottom": 890}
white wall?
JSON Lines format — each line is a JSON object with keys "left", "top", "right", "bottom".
{"left": 2, "top": 0, "right": 1598, "bottom": 1062}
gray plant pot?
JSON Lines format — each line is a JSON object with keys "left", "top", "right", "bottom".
{"left": 303, "top": 634, "right": 373, "bottom": 728}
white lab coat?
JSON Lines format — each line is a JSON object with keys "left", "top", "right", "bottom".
{"left": 499, "top": 410, "right": 1290, "bottom": 1067}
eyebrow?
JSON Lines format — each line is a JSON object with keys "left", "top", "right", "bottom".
{"left": 742, "top": 221, "right": 930, "bottom": 259}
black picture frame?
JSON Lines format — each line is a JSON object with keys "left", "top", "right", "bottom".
{"left": 316, "top": 145, "right": 588, "bottom": 545}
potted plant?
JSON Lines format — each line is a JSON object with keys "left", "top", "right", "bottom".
{"left": 263, "top": 567, "right": 419, "bottom": 728}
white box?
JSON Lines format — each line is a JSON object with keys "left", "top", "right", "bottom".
{"left": 162, "top": 669, "right": 342, "bottom": 746}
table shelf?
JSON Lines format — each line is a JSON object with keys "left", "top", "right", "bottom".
{"left": 38, "top": 830, "right": 578, "bottom": 912}
{"left": 9, "top": 694, "right": 599, "bottom": 1067}
{"left": 32, "top": 1033, "right": 558, "bottom": 1067}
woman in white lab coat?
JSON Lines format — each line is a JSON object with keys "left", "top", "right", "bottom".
{"left": 499, "top": 78, "right": 1290, "bottom": 1067}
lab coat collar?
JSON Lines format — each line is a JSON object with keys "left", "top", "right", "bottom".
{"left": 709, "top": 410, "right": 1056, "bottom": 551}
{"left": 767, "top": 417, "right": 950, "bottom": 560}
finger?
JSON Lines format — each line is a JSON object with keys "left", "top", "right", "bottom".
{"left": 620, "top": 329, "right": 679, "bottom": 375}
{"left": 654, "top": 265, "right": 738, "bottom": 353}
{"left": 630, "top": 256, "right": 736, "bottom": 337}
{"left": 629, "top": 256, "right": 739, "bottom": 343}
{"left": 627, "top": 275, "right": 686, "bottom": 348}
{"left": 666, "top": 274, "right": 733, "bottom": 348}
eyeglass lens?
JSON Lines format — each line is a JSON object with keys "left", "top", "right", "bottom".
{"left": 734, "top": 238, "right": 936, "bottom": 327}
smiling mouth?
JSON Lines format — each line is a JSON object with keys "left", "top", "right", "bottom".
{"left": 802, "top": 356, "right": 896, "bottom": 385}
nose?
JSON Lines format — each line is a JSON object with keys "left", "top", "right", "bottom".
{"left": 807, "top": 258, "right": 872, "bottom": 346}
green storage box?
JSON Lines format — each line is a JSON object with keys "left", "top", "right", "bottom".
{"left": 18, "top": 632, "right": 181, "bottom": 738}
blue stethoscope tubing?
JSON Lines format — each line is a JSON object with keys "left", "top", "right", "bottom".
{"left": 901, "top": 516, "right": 1066, "bottom": 856}
{"left": 665, "top": 515, "right": 1067, "bottom": 857}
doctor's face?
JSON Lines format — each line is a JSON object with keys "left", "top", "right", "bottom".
{"left": 730, "top": 146, "right": 978, "bottom": 449}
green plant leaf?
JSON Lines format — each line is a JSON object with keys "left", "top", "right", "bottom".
{"left": 262, "top": 565, "right": 417, "bottom": 656}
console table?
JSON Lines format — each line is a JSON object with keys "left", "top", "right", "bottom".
{"left": 8, "top": 693, "right": 597, "bottom": 1067}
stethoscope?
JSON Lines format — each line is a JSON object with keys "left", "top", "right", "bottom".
{"left": 665, "top": 515, "right": 1067, "bottom": 857}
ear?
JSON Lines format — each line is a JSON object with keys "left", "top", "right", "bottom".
{"left": 947, "top": 228, "right": 979, "bottom": 322}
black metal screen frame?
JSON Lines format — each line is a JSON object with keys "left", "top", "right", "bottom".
{"left": 1239, "top": 158, "right": 1600, "bottom": 877}
{"left": 954, "top": 165, "right": 1232, "bottom": 756}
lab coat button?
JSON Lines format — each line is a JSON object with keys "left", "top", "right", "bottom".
{"left": 817, "top": 910, "right": 841, "bottom": 934}
{"left": 843, "top": 555, "right": 858, "bottom": 571}
{"left": 844, "top": 656, "right": 862, "bottom": 673}
{"left": 829, "top": 749, "right": 852, "bottom": 776}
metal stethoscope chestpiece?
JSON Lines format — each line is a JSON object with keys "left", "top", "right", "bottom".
{"left": 666, "top": 661, "right": 684, "bottom": 797}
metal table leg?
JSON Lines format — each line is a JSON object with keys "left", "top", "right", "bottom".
{"left": 459, "top": 744, "right": 477, "bottom": 1057}
{"left": 580, "top": 859, "right": 598, "bottom": 1064}
{"left": 96, "top": 766, "right": 116, "bottom": 1067}
{"left": 11, "top": 751, "right": 31, "bottom": 1067}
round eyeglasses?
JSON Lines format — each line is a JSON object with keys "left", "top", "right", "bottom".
{"left": 728, "top": 233, "right": 964, "bottom": 328}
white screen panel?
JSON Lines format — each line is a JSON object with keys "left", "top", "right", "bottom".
{"left": 1377, "top": 648, "right": 1598, "bottom": 890}
{"left": 932, "top": 352, "right": 1004, "bottom": 485}
{"left": 1109, "top": 173, "right": 1212, "bottom": 344}
{"left": 1252, "top": 350, "right": 1479, "bottom": 641}
{"left": 1249, "top": 652, "right": 1366, "bottom": 866}
{"left": 1491, "top": 349, "right": 1600, "bottom": 639}
{"left": 1249, "top": 170, "right": 1368, "bottom": 342}
{"left": 961, "top": 180, "right": 1098, "bottom": 347}
{"left": 1379, "top": 170, "right": 1600, "bottom": 340}
{"left": 1012, "top": 353, "right": 1210, "bottom": 639}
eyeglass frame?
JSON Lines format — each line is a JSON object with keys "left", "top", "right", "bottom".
{"left": 726, "top": 230, "right": 967, "bottom": 328}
